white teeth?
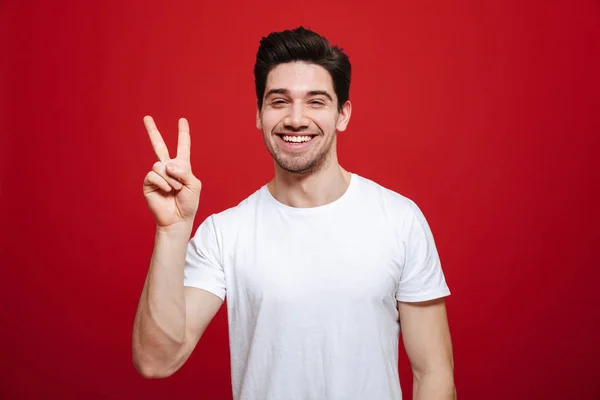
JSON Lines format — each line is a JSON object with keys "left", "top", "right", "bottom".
{"left": 282, "top": 135, "right": 312, "bottom": 143}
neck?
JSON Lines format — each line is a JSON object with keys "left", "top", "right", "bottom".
{"left": 267, "top": 152, "right": 352, "bottom": 208}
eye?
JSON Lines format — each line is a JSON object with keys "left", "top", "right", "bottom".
{"left": 271, "top": 99, "right": 287, "bottom": 106}
{"left": 310, "top": 100, "right": 326, "bottom": 106}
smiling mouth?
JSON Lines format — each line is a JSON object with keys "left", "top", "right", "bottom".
{"left": 276, "top": 133, "right": 318, "bottom": 144}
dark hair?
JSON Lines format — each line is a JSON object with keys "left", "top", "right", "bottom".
{"left": 254, "top": 26, "right": 351, "bottom": 111}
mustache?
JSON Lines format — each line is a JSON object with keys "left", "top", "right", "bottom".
{"left": 273, "top": 126, "right": 322, "bottom": 135}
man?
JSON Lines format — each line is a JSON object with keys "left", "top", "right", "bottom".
{"left": 132, "top": 26, "right": 455, "bottom": 400}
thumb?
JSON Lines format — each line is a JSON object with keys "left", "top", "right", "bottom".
{"left": 165, "top": 163, "right": 200, "bottom": 188}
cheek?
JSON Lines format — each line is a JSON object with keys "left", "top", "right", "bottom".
{"left": 313, "top": 115, "right": 337, "bottom": 134}
{"left": 260, "top": 112, "right": 282, "bottom": 132}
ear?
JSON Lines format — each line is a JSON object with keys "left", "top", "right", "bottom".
{"left": 335, "top": 100, "right": 352, "bottom": 132}
{"left": 256, "top": 107, "right": 262, "bottom": 130}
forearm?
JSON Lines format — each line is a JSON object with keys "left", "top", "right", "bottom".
{"left": 413, "top": 371, "right": 456, "bottom": 400}
{"left": 132, "top": 222, "right": 194, "bottom": 375}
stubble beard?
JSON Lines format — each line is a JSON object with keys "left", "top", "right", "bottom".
{"left": 266, "top": 133, "right": 335, "bottom": 177}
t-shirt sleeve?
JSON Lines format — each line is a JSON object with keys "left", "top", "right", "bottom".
{"left": 184, "top": 214, "right": 226, "bottom": 301}
{"left": 395, "top": 200, "right": 451, "bottom": 302}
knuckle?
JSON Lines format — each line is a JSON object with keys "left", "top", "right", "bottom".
{"left": 145, "top": 171, "right": 157, "bottom": 182}
{"left": 173, "top": 159, "right": 190, "bottom": 169}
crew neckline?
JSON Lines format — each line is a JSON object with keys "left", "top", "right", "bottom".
{"left": 261, "top": 173, "right": 359, "bottom": 215}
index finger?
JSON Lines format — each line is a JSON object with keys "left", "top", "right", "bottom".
{"left": 144, "top": 115, "right": 171, "bottom": 162}
{"left": 176, "top": 117, "right": 191, "bottom": 162}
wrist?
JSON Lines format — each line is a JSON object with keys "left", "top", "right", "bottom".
{"left": 156, "top": 220, "right": 194, "bottom": 237}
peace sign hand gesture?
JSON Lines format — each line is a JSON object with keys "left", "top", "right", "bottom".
{"left": 142, "top": 116, "right": 202, "bottom": 229}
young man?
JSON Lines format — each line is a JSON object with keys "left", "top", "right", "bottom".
{"left": 133, "top": 27, "right": 455, "bottom": 400}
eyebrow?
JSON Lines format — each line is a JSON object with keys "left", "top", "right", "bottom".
{"left": 264, "top": 88, "right": 334, "bottom": 102}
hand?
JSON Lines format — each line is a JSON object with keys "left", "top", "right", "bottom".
{"left": 142, "top": 116, "right": 202, "bottom": 229}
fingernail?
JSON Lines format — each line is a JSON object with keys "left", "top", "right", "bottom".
{"left": 167, "top": 165, "right": 176, "bottom": 172}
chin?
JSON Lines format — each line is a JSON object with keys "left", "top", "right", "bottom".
{"left": 284, "top": 166, "right": 315, "bottom": 176}
{"left": 276, "top": 158, "right": 324, "bottom": 176}
{"left": 278, "top": 162, "right": 312, "bottom": 174}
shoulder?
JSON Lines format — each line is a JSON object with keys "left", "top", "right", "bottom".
{"left": 208, "top": 185, "right": 267, "bottom": 230}
{"left": 353, "top": 174, "right": 417, "bottom": 218}
{"left": 353, "top": 174, "right": 437, "bottom": 244}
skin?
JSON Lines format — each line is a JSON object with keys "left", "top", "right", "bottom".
{"left": 257, "top": 61, "right": 352, "bottom": 209}
{"left": 133, "top": 117, "right": 222, "bottom": 379}
{"left": 399, "top": 299, "right": 456, "bottom": 399}
{"left": 133, "top": 61, "right": 455, "bottom": 399}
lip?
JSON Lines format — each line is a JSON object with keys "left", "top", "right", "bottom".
{"left": 275, "top": 133, "right": 317, "bottom": 150}
{"left": 275, "top": 132, "right": 318, "bottom": 136}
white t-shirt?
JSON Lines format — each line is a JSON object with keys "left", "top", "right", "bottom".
{"left": 184, "top": 173, "right": 450, "bottom": 400}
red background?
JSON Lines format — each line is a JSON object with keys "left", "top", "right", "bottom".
{"left": 1, "top": 0, "right": 599, "bottom": 399}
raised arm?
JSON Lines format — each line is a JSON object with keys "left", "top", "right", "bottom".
{"left": 132, "top": 116, "right": 223, "bottom": 378}
{"left": 398, "top": 298, "right": 456, "bottom": 399}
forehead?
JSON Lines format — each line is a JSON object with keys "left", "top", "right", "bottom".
{"left": 265, "top": 62, "right": 335, "bottom": 96}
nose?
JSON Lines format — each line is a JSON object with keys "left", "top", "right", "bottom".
{"left": 283, "top": 102, "right": 310, "bottom": 130}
